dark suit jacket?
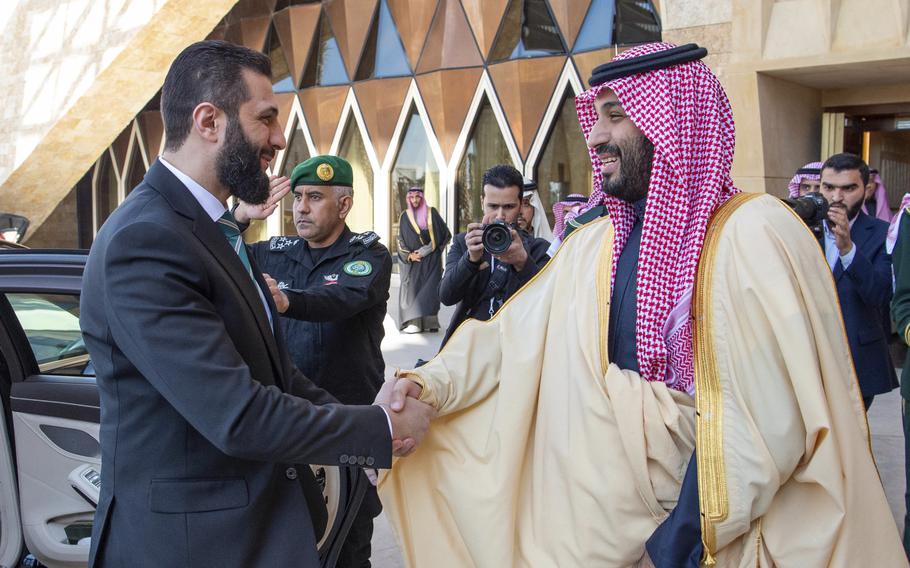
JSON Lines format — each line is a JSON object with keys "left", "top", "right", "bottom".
{"left": 80, "top": 161, "right": 392, "bottom": 567}
{"left": 438, "top": 229, "right": 550, "bottom": 346}
{"left": 827, "top": 210, "right": 898, "bottom": 398}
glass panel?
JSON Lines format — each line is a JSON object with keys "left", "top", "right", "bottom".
{"left": 338, "top": 117, "right": 375, "bottom": 233}
{"left": 615, "top": 0, "right": 661, "bottom": 45}
{"left": 390, "top": 107, "right": 441, "bottom": 254}
{"left": 94, "top": 151, "right": 119, "bottom": 229}
{"left": 280, "top": 120, "right": 312, "bottom": 235}
{"left": 489, "top": 0, "right": 567, "bottom": 62}
{"left": 573, "top": 0, "right": 616, "bottom": 53}
{"left": 7, "top": 292, "right": 91, "bottom": 375}
{"left": 534, "top": 91, "right": 593, "bottom": 228}
{"left": 456, "top": 98, "right": 515, "bottom": 233}
{"left": 124, "top": 139, "right": 146, "bottom": 196}
{"left": 356, "top": 0, "right": 411, "bottom": 80}
{"left": 301, "top": 13, "right": 350, "bottom": 87}
{"left": 267, "top": 22, "right": 295, "bottom": 92}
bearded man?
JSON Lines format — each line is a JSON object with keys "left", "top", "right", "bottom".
{"left": 378, "top": 43, "right": 904, "bottom": 567}
{"left": 517, "top": 178, "right": 554, "bottom": 242}
{"left": 79, "top": 41, "right": 433, "bottom": 567}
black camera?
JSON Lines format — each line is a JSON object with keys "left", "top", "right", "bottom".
{"left": 482, "top": 220, "right": 513, "bottom": 255}
{"left": 782, "top": 192, "right": 829, "bottom": 238}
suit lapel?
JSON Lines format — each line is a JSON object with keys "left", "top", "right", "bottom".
{"left": 144, "top": 161, "right": 285, "bottom": 386}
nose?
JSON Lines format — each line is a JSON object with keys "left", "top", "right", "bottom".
{"left": 271, "top": 122, "right": 287, "bottom": 152}
{"left": 586, "top": 116, "right": 610, "bottom": 150}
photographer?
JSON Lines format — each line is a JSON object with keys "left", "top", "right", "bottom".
{"left": 438, "top": 165, "right": 549, "bottom": 347}
{"left": 818, "top": 153, "right": 897, "bottom": 409}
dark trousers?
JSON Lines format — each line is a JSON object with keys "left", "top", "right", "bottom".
{"left": 903, "top": 397, "right": 910, "bottom": 559}
{"left": 336, "top": 485, "right": 381, "bottom": 568}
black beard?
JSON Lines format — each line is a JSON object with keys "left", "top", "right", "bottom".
{"left": 599, "top": 135, "right": 654, "bottom": 204}
{"left": 216, "top": 118, "right": 270, "bottom": 205}
{"left": 847, "top": 199, "right": 864, "bottom": 221}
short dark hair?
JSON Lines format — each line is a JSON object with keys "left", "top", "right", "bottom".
{"left": 822, "top": 153, "right": 870, "bottom": 186}
{"left": 482, "top": 164, "right": 524, "bottom": 201}
{"left": 161, "top": 40, "right": 272, "bottom": 151}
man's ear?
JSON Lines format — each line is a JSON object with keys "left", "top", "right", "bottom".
{"left": 338, "top": 194, "right": 353, "bottom": 218}
{"left": 192, "top": 102, "right": 221, "bottom": 144}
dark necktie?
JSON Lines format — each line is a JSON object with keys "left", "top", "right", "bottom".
{"left": 216, "top": 210, "right": 253, "bottom": 276}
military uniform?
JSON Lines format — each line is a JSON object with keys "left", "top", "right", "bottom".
{"left": 248, "top": 155, "right": 392, "bottom": 568}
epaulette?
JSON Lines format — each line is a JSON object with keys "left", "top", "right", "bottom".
{"left": 349, "top": 231, "right": 380, "bottom": 248}
{"left": 269, "top": 236, "right": 301, "bottom": 251}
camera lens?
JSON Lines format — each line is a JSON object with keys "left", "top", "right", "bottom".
{"left": 482, "top": 221, "right": 512, "bottom": 255}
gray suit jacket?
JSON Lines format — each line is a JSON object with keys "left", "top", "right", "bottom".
{"left": 80, "top": 160, "right": 391, "bottom": 567}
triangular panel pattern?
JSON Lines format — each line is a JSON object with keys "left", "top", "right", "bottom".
{"left": 460, "top": 0, "right": 509, "bottom": 57}
{"left": 416, "top": 0, "right": 483, "bottom": 73}
{"left": 355, "top": 0, "right": 412, "bottom": 80}
{"left": 325, "top": 0, "right": 380, "bottom": 78}
{"left": 488, "top": 0, "right": 566, "bottom": 62}
{"left": 387, "top": 0, "right": 437, "bottom": 69}
{"left": 489, "top": 56, "right": 566, "bottom": 159}
{"left": 301, "top": 12, "right": 351, "bottom": 87}
{"left": 549, "top": 0, "right": 592, "bottom": 50}
{"left": 266, "top": 22, "right": 295, "bottom": 92}
{"left": 573, "top": 0, "right": 616, "bottom": 53}
{"left": 572, "top": 46, "right": 614, "bottom": 88}
{"left": 271, "top": 92, "right": 299, "bottom": 169}
{"left": 416, "top": 67, "right": 483, "bottom": 159}
{"left": 273, "top": 4, "right": 321, "bottom": 88}
{"left": 353, "top": 77, "right": 411, "bottom": 163}
{"left": 240, "top": 15, "right": 272, "bottom": 50}
{"left": 299, "top": 86, "right": 349, "bottom": 154}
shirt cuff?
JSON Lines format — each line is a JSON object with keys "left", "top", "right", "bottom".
{"left": 839, "top": 243, "right": 856, "bottom": 269}
{"left": 378, "top": 405, "right": 394, "bottom": 439}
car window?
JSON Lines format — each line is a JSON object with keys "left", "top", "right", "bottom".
{"left": 6, "top": 292, "right": 91, "bottom": 375}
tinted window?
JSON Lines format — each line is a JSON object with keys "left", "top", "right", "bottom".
{"left": 7, "top": 293, "right": 90, "bottom": 375}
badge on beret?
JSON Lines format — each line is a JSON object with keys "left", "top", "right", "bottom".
{"left": 343, "top": 260, "right": 372, "bottom": 277}
{"left": 316, "top": 163, "right": 334, "bottom": 182}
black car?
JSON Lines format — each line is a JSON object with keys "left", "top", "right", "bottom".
{"left": 0, "top": 249, "right": 366, "bottom": 567}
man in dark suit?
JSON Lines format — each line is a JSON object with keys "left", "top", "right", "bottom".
{"left": 438, "top": 165, "right": 550, "bottom": 347}
{"left": 819, "top": 152, "right": 897, "bottom": 409}
{"left": 79, "top": 41, "right": 433, "bottom": 567}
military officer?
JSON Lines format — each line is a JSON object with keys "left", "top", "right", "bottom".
{"left": 236, "top": 155, "right": 393, "bottom": 568}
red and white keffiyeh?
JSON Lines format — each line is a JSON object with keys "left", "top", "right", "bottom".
{"left": 575, "top": 42, "right": 739, "bottom": 394}
{"left": 787, "top": 161, "right": 823, "bottom": 198}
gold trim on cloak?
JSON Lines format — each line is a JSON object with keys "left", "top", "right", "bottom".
{"left": 405, "top": 207, "right": 437, "bottom": 252}
{"left": 693, "top": 192, "right": 760, "bottom": 565}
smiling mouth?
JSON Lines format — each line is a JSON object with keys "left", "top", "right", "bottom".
{"left": 600, "top": 156, "right": 618, "bottom": 164}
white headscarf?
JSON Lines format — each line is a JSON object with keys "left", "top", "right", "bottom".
{"left": 524, "top": 189, "right": 554, "bottom": 241}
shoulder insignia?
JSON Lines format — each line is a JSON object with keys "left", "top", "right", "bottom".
{"left": 349, "top": 231, "right": 380, "bottom": 248}
{"left": 269, "top": 236, "right": 300, "bottom": 251}
{"left": 343, "top": 260, "right": 373, "bottom": 277}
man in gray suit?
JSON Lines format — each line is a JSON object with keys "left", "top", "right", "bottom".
{"left": 79, "top": 40, "right": 433, "bottom": 567}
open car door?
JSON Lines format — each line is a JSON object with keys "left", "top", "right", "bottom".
{"left": 0, "top": 252, "right": 97, "bottom": 567}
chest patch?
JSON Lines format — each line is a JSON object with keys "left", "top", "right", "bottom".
{"left": 343, "top": 260, "right": 373, "bottom": 277}
{"left": 277, "top": 281, "right": 291, "bottom": 290}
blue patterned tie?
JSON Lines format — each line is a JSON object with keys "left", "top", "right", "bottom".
{"left": 216, "top": 210, "right": 253, "bottom": 276}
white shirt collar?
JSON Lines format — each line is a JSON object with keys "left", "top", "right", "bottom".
{"left": 159, "top": 157, "right": 228, "bottom": 222}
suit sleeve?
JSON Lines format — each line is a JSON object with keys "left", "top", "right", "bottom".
{"left": 102, "top": 221, "right": 392, "bottom": 468}
{"left": 892, "top": 213, "right": 910, "bottom": 345}
{"left": 439, "top": 234, "right": 483, "bottom": 306}
{"left": 283, "top": 245, "right": 393, "bottom": 322}
{"left": 840, "top": 225, "right": 892, "bottom": 307}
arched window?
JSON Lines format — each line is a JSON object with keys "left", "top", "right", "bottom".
{"left": 456, "top": 97, "right": 515, "bottom": 233}
{"left": 123, "top": 136, "right": 146, "bottom": 196}
{"left": 93, "top": 151, "right": 119, "bottom": 231}
{"left": 534, "top": 89, "right": 592, "bottom": 227}
{"left": 338, "top": 115, "right": 375, "bottom": 233}
{"left": 390, "top": 106, "right": 441, "bottom": 253}
{"left": 280, "top": 119, "right": 312, "bottom": 235}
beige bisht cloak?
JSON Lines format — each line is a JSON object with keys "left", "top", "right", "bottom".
{"left": 379, "top": 193, "right": 905, "bottom": 567}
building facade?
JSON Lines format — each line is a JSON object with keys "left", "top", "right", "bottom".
{"left": 2, "top": 0, "right": 909, "bottom": 248}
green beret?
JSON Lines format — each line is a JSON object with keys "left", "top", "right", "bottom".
{"left": 290, "top": 155, "right": 353, "bottom": 189}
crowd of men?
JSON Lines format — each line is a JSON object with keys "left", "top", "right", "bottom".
{"left": 79, "top": 38, "right": 910, "bottom": 568}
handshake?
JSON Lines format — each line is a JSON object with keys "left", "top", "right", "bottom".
{"left": 373, "top": 372, "right": 436, "bottom": 458}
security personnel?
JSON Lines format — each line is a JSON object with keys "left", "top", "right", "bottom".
{"left": 236, "top": 155, "right": 392, "bottom": 568}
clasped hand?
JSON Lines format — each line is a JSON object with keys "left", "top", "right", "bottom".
{"left": 373, "top": 371, "right": 434, "bottom": 459}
